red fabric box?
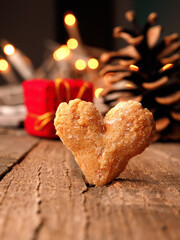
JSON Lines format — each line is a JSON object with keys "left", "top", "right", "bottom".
{"left": 23, "top": 78, "right": 93, "bottom": 138}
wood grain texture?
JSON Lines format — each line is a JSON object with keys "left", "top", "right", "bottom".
{"left": 0, "top": 131, "right": 39, "bottom": 179}
{"left": 0, "top": 137, "right": 179, "bottom": 240}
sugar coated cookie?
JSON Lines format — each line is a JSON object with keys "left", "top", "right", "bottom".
{"left": 54, "top": 99, "right": 155, "bottom": 186}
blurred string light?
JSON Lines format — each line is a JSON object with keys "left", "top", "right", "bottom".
{"left": 67, "top": 38, "right": 78, "bottom": 49}
{"left": 88, "top": 58, "right": 99, "bottom": 70}
{"left": 53, "top": 45, "right": 70, "bottom": 61}
{"left": 75, "top": 59, "right": 86, "bottom": 70}
{"left": 0, "top": 59, "right": 9, "bottom": 72}
{"left": 95, "top": 88, "right": 103, "bottom": 98}
{"left": 3, "top": 44, "right": 15, "bottom": 56}
{"left": 64, "top": 13, "right": 76, "bottom": 26}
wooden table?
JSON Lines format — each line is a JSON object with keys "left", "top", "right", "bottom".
{"left": 0, "top": 128, "right": 180, "bottom": 240}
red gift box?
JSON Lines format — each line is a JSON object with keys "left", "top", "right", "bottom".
{"left": 23, "top": 78, "right": 93, "bottom": 138}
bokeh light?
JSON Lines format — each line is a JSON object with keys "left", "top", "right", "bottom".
{"left": 67, "top": 38, "right": 78, "bottom": 49}
{"left": 95, "top": 88, "right": 103, "bottom": 98}
{"left": 3, "top": 44, "right": 15, "bottom": 56}
{"left": 0, "top": 59, "right": 9, "bottom": 72}
{"left": 75, "top": 59, "right": 86, "bottom": 70}
{"left": 88, "top": 58, "right": 99, "bottom": 69}
{"left": 64, "top": 13, "right": 76, "bottom": 26}
{"left": 53, "top": 45, "right": 70, "bottom": 61}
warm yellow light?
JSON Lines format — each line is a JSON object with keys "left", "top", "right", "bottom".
{"left": 75, "top": 59, "right": 86, "bottom": 70}
{"left": 125, "top": 83, "right": 133, "bottom": 88}
{"left": 64, "top": 13, "right": 76, "bottom": 26}
{"left": 129, "top": 64, "right": 139, "bottom": 72}
{"left": 88, "top": 58, "right": 99, "bottom": 69}
{"left": 0, "top": 59, "right": 9, "bottom": 72}
{"left": 95, "top": 88, "right": 103, "bottom": 98}
{"left": 3, "top": 44, "right": 15, "bottom": 56}
{"left": 53, "top": 45, "right": 70, "bottom": 61}
{"left": 67, "top": 38, "right": 78, "bottom": 49}
{"left": 161, "top": 63, "right": 174, "bottom": 71}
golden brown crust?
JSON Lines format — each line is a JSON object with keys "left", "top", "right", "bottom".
{"left": 54, "top": 99, "right": 155, "bottom": 186}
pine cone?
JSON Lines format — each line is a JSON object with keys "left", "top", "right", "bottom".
{"left": 99, "top": 10, "right": 180, "bottom": 140}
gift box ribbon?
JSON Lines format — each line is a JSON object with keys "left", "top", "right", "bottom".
{"left": 28, "top": 111, "right": 55, "bottom": 130}
{"left": 28, "top": 79, "right": 90, "bottom": 131}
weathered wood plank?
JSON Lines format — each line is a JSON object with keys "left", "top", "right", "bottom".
{"left": 0, "top": 131, "right": 39, "bottom": 179}
{"left": 30, "top": 141, "right": 87, "bottom": 240}
{"left": 83, "top": 143, "right": 180, "bottom": 240}
{"left": 0, "top": 140, "right": 179, "bottom": 240}
{"left": 0, "top": 140, "right": 87, "bottom": 240}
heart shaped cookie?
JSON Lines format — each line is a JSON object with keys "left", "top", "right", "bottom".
{"left": 54, "top": 99, "right": 155, "bottom": 186}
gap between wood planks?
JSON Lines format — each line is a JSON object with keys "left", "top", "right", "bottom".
{"left": 0, "top": 142, "right": 40, "bottom": 181}
{"left": 0, "top": 130, "right": 40, "bottom": 181}
{"left": 31, "top": 165, "right": 44, "bottom": 240}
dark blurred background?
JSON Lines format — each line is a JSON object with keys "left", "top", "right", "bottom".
{"left": 1, "top": 0, "right": 180, "bottom": 68}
